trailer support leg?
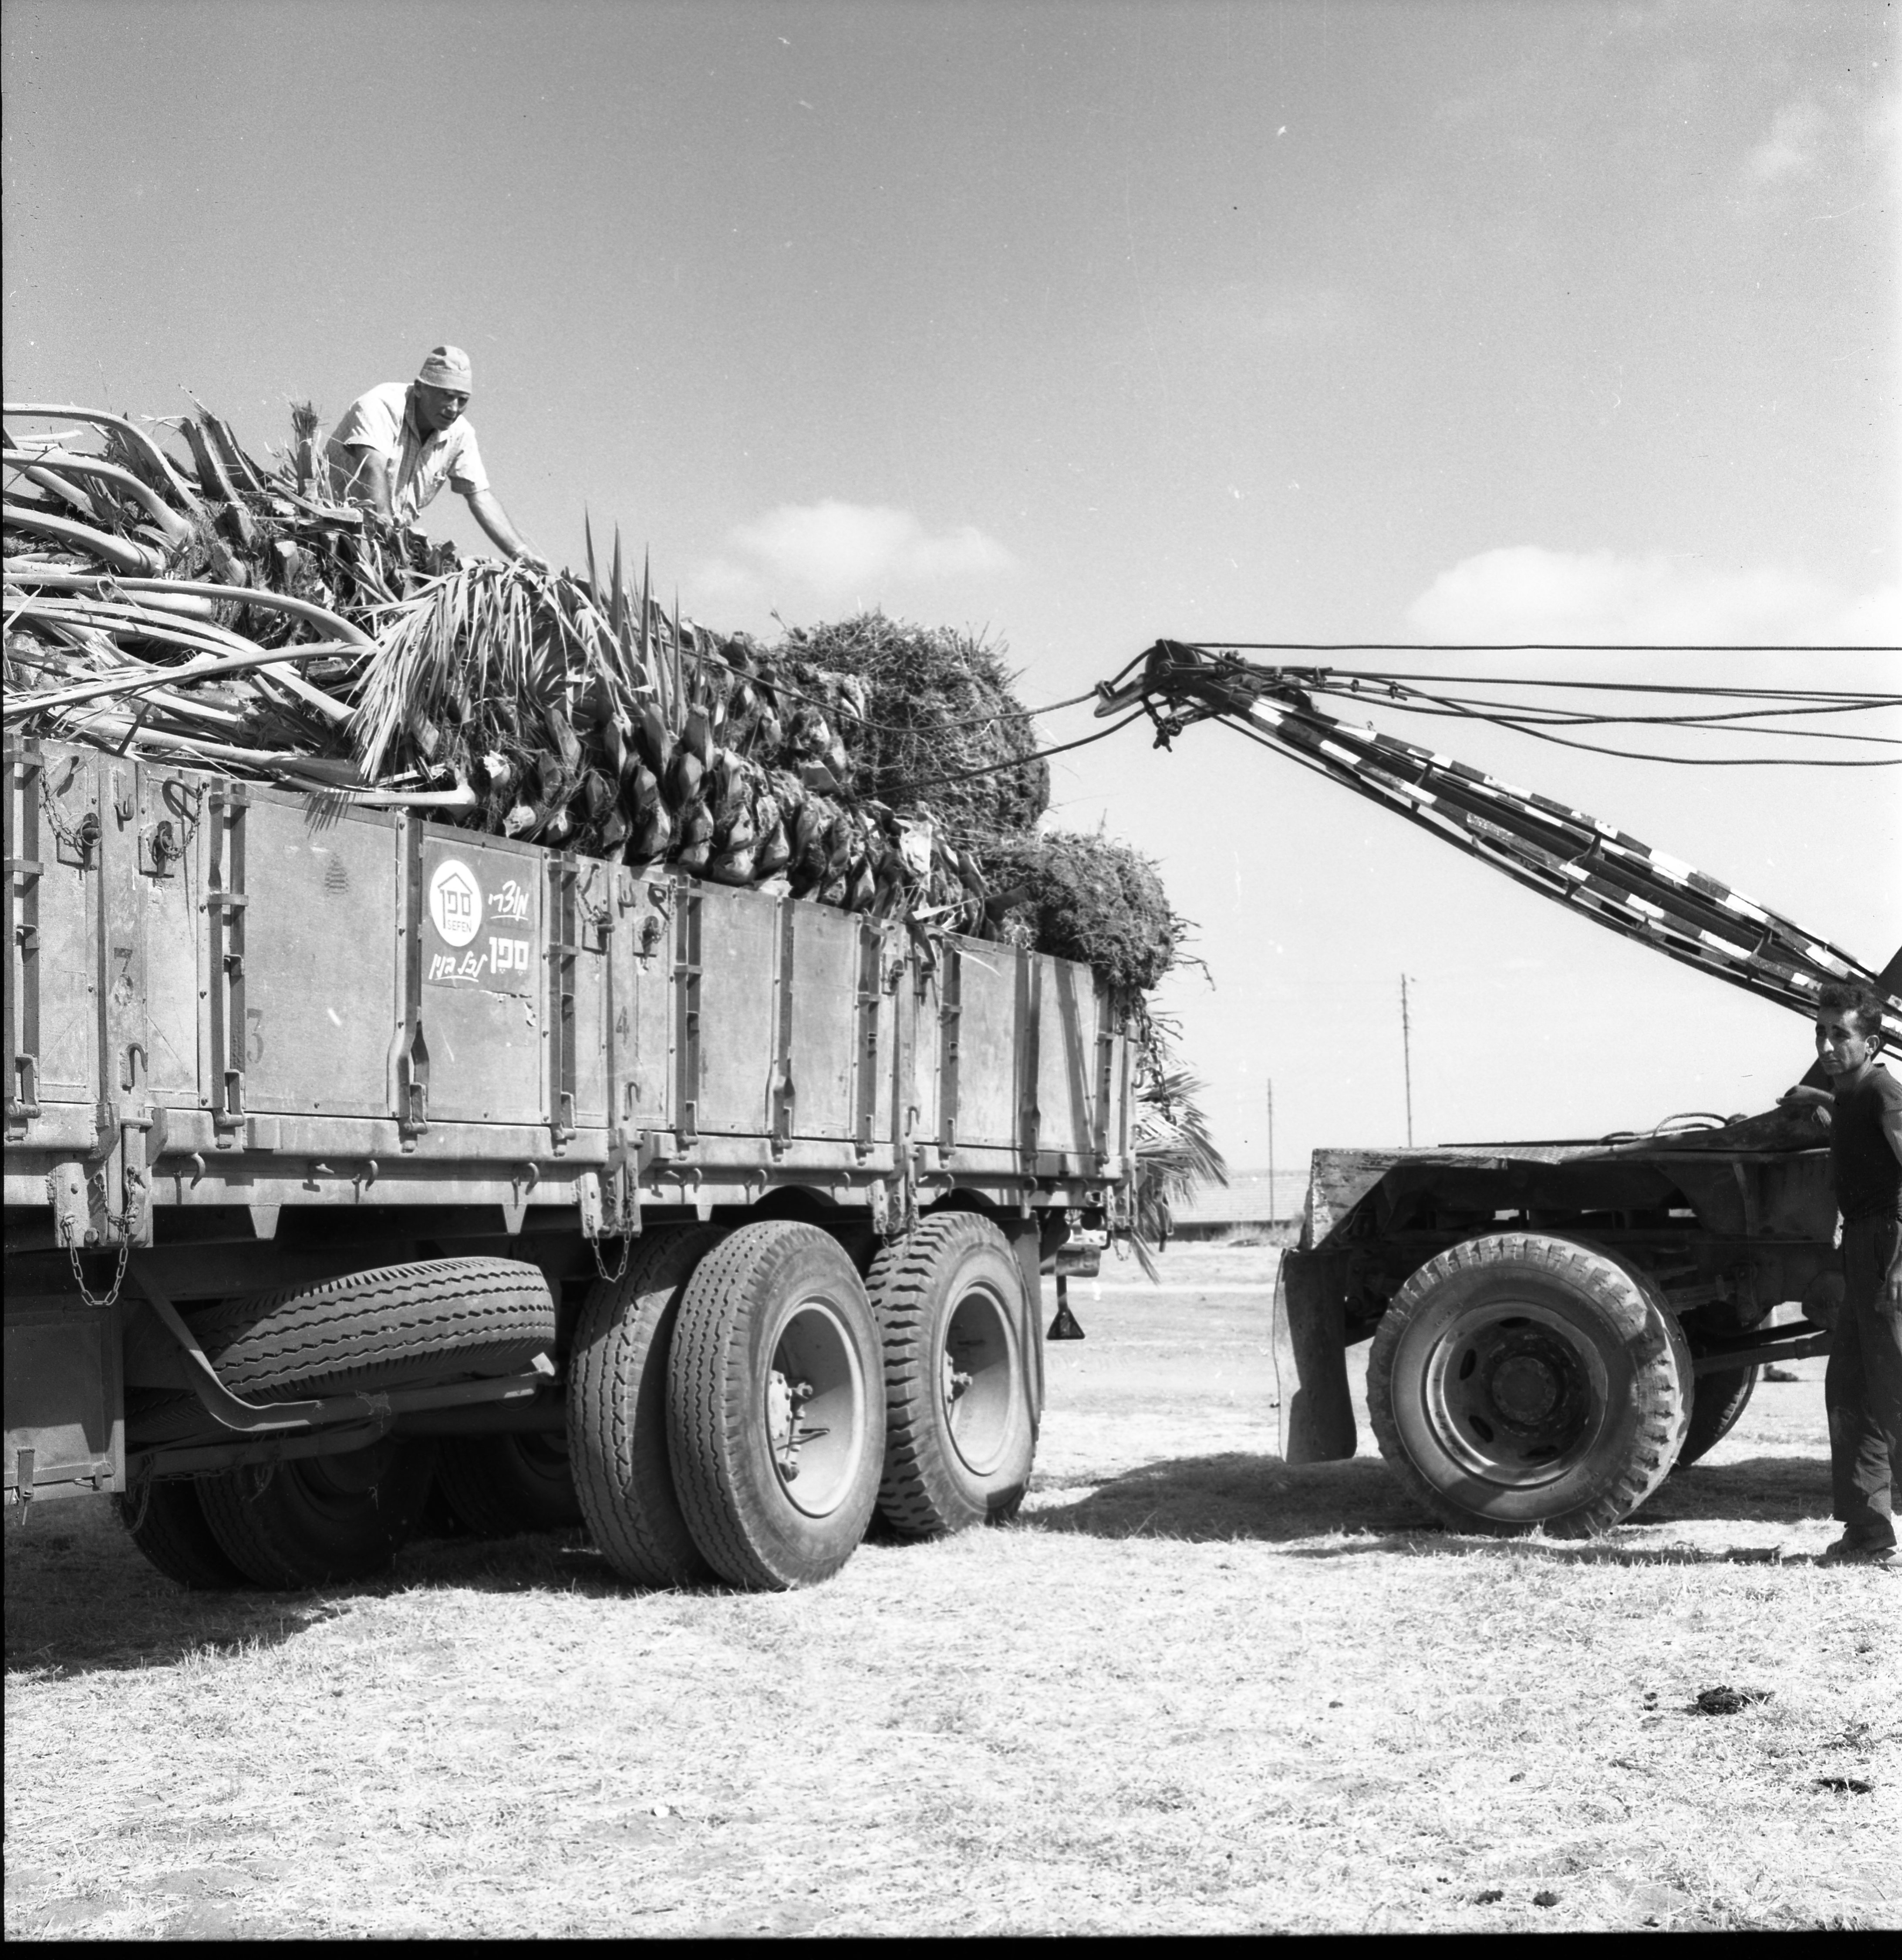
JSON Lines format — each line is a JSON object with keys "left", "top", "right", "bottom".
{"left": 1282, "top": 1251, "right": 1356, "bottom": 1464}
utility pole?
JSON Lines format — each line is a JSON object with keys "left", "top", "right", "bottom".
{"left": 1266, "top": 1077, "right": 1276, "bottom": 1225}
{"left": 1400, "top": 973, "right": 1415, "bottom": 1147}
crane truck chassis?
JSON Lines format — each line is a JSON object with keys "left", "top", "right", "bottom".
{"left": 3, "top": 737, "right": 1130, "bottom": 1589}
{"left": 1281, "top": 1111, "right": 1842, "bottom": 1535}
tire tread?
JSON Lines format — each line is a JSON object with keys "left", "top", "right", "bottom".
{"left": 667, "top": 1222, "right": 883, "bottom": 1590}
{"left": 567, "top": 1226, "right": 724, "bottom": 1587}
{"left": 1367, "top": 1231, "right": 1692, "bottom": 1538}
{"left": 868, "top": 1212, "right": 1031, "bottom": 1537}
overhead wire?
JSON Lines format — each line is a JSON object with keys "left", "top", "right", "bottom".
{"left": 1299, "top": 668, "right": 1897, "bottom": 703}
{"left": 1303, "top": 683, "right": 1898, "bottom": 729}
{"left": 1182, "top": 639, "right": 1902, "bottom": 654}
{"left": 1298, "top": 680, "right": 1902, "bottom": 755}
{"left": 897, "top": 709, "right": 1151, "bottom": 795}
{"left": 1300, "top": 679, "right": 1899, "bottom": 766}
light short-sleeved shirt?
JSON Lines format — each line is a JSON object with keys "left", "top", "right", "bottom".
{"left": 324, "top": 381, "right": 489, "bottom": 520}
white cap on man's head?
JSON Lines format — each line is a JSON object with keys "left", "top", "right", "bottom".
{"left": 416, "top": 345, "right": 473, "bottom": 394}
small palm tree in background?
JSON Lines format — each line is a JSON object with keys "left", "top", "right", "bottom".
{"left": 1133, "top": 1055, "right": 1228, "bottom": 1252}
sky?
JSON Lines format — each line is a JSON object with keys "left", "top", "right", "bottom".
{"left": 6, "top": 0, "right": 1899, "bottom": 1199}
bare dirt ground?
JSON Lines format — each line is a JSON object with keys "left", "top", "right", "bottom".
{"left": 6, "top": 1243, "right": 1897, "bottom": 1937}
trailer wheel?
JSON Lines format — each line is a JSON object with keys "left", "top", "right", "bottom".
{"left": 432, "top": 1432, "right": 584, "bottom": 1537}
{"left": 868, "top": 1213, "right": 1036, "bottom": 1536}
{"left": 567, "top": 1225, "right": 727, "bottom": 1587}
{"left": 129, "top": 1259, "right": 557, "bottom": 1445}
{"left": 196, "top": 1439, "right": 437, "bottom": 1589}
{"left": 667, "top": 1221, "right": 884, "bottom": 1590}
{"left": 1368, "top": 1233, "right": 1692, "bottom": 1537}
{"left": 115, "top": 1478, "right": 253, "bottom": 1591}
{"left": 1675, "top": 1365, "right": 1758, "bottom": 1471}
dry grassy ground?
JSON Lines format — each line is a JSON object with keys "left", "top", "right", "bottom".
{"left": 6, "top": 1244, "right": 1897, "bottom": 1937}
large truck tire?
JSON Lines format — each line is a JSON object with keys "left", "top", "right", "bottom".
{"left": 1675, "top": 1365, "right": 1758, "bottom": 1471}
{"left": 116, "top": 1478, "right": 253, "bottom": 1591}
{"left": 432, "top": 1432, "right": 584, "bottom": 1537}
{"left": 196, "top": 1439, "right": 438, "bottom": 1588}
{"left": 868, "top": 1212, "right": 1036, "bottom": 1536}
{"left": 128, "top": 1259, "right": 556, "bottom": 1446}
{"left": 567, "top": 1225, "right": 726, "bottom": 1587}
{"left": 667, "top": 1221, "right": 885, "bottom": 1590}
{"left": 1368, "top": 1233, "right": 1692, "bottom": 1538}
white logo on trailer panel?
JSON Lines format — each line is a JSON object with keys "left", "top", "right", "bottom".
{"left": 429, "top": 859, "right": 483, "bottom": 948}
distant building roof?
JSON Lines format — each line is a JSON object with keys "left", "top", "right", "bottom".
{"left": 1172, "top": 1168, "right": 1305, "bottom": 1225}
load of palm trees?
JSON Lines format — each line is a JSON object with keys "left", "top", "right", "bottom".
{"left": 4, "top": 394, "right": 1222, "bottom": 1218}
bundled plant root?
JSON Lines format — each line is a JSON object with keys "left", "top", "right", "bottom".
{"left": 766, "top": 614, "right": 1050, "bottom": 835}
{"left": 977, "top": 826, "right": 1184, "bottom": 994}
{"left": 5, "top": 396, "right": 455, "bottom": 778}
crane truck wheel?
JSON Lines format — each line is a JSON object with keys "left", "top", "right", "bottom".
{"left": 432, "top": 1432, "right": 585, "bottom": 1538}
{"left": 1367, "top": 1233, "right": 1692, "bottom": 1538}
{"left": 116, "top": 1477, "right": 254, "bottom": 1590}
{"left": 127, "top": 1259, "right": 558, "bottom": 1446}
{"left": 867, "top": 1212, "right": 1036, "bottom": 1536}
{"left": 196, "top": 1439, "right": 438, "bottom": 1589}
{"left": 566, "top": 1225, "right": 727, "bottom": 1587}
{"left": 666, "top": 1221, "right": 885, "bottom": 1590}
{"left": 1674, "top": 1365, "right": 1758, "bottom": 1471}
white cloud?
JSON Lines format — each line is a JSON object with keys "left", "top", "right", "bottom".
{"left": 1745, "top": 98, "right": 1827, "bottom": 186}
{"left": 1407, "top": 547, "right": 1902, "bottom": 645}
{"left": 720, "top": 499, "right": 1013, "bottom": 603}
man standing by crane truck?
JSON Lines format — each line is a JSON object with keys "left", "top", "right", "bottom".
{"left": 1803, "top": 981, "right": 1902, "bottom": 1565}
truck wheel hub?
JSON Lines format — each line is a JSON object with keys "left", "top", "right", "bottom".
{"left": 1490, "top": 1353, "right": 1560, "bottom": 1423}
{"left": 1413, "top": 1302, "right": 1605, "bottom": 1488}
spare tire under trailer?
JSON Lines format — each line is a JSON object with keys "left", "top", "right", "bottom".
{"left": 1368, "top": 1232, "right": 1693, "bottom": 1538}
{"left": 117, "top": 1258, "right": 557, "bottom": 1590}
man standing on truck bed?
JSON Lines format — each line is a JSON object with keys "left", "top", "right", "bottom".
{"left": 325, "top": 344, "right": 547, "bottom": 567}
{"left": 1798, "top": 980, "right": 1902, "bottom": 1565}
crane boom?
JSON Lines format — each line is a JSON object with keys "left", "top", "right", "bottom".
{"left": 1096, "top": 640, "right": 1899, "bottom": 1026}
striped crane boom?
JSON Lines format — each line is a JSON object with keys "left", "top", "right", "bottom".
{"left": 1095, "top": 640, "right": 1900, "bottom": 1030}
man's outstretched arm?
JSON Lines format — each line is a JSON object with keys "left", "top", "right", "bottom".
{"left": 339, "top": 445, "right": 395, "bottom": 519}
{"left": 464, "top": 486, "right": 547, "bottom": 568}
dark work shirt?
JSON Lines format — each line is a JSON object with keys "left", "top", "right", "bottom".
{"left": 1830, "top": 1064, "right": 1902, "bottom": 1221}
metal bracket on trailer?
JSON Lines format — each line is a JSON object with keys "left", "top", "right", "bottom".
{"left": 769, "top": 897, "right": 797, "bottom": 1155}
{"left": 5, "top": 738, "right": 45, "bottom": 1135}
{"left": 935, "top": 942, "right": 961, "bottom": 1165}
{"left": 395, "top": 815, "right": 430, "bottom": 1147}
{"left": 205, "top": 781, "right": 250, "bottom": 1144}
{"left": 1015, "top": 947, "right": 1042, "bottom": 1177}
{"left": 853, "top": 921, "right": 880, "bottom": 1159}
{"left": 672, "top": 884, "right": 702, "bottom": 1150}
{"left": 546, "top": 853, "right": 580, "bottom": 1151}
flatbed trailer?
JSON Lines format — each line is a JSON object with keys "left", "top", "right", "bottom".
{"left": 3, "top": 737, "right": 1130, "bottom": 1589}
